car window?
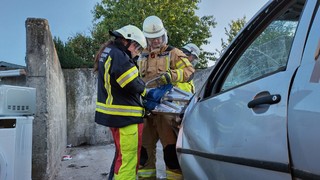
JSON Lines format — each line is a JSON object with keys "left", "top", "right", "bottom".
{"left": 221, "top": 11, "right": 300, "bottom": 91}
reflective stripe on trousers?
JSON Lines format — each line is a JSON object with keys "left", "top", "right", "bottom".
{"left": 166, "top": 170, "right": 183, "bottom": 180}
{"left": 137, "top": 168, "right": 156, "bottom": 179}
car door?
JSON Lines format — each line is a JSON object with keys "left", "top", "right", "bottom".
{"left": 177, "top": 0, "right": 315, "bottom": 179}
{"left": 288, "top": 1, "right": 320, "bottom": 179}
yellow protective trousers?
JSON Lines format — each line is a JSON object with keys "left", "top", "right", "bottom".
{"left": 110, "top": 123, "right": 143, "bottom": 180}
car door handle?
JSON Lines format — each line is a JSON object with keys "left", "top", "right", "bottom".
{"left": 247, "top": 94, "right": 281, "bottom": 108}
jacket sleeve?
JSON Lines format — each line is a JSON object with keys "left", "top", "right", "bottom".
{"left": 113, "top": 52, "right": 147, "bottom": 97}
{"left": 169, "top": 48, "right": 195, "bottom": 83}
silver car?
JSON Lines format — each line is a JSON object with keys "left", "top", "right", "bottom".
{"left": 177, "top": 0, "right": 320, "bottom": 179}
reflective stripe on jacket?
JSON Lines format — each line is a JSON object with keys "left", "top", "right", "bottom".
{"left": 175, "top": 80, "right": 195, "bottom": 93}
{"left": 95, "top": 43, "right": 146, "bottom": 127}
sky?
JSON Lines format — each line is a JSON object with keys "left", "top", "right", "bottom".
{"left": 0, "top": 0, "right": 268, "bottom": 66}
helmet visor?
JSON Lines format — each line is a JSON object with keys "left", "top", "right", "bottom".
{"left": 146, "top": 34, "right": 167, "bottom": 50}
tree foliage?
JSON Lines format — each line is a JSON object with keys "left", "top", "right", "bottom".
{"left": 92, "top": 0, "right": 216, "bottom": 68}
{"left": 55, "top": 0, "right": 220, "bottom": 68}
{"left": 54, "top": 37, "right": 93, "bottom": 69}
{"left": 67, "top": 33, "right": 95, "bottom": 63}
{"left": 216, "top": 16, "right": 246, "bottom": 57}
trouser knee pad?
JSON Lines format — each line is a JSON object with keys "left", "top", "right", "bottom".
{"left": 163, "top": 144, "right": 180, "bottom": 169}
{"left": 140, "top": 146, "right": 148, "bottom": 166}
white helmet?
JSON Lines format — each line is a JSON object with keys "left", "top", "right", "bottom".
{"left": 110, "top": 24, "right": 147, "bottom": 49}
{"left": 143, "top": 16, "right": 168, "bottom": 49}
{"left": 143, "top": 15, "right": 167, "bottom": 38}
{"left": 182, "top": 43, "right": 200, "bottom": 59}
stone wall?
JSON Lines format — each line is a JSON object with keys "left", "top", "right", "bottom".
{"left": 63, "top": 69, "right": 112, "bottom": 146}
{"left": 26, "top": 18, "right": 67, "bottom": 180}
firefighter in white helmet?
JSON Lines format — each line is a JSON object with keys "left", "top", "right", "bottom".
{"left": 181, "top": 43, "right": 201, "bottom": 66}
{"left": 176, "top": 43, "right": 201, "bottom": 93}
{"left": 94, "top": 24, "right": 147, "bottom": 180}
{"left": 137, "top": 15, "right": 195, "bottom": 180}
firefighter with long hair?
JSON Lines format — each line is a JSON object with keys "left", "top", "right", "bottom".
{"left": 94, "top": 24, "right": 147, "bottom": 180}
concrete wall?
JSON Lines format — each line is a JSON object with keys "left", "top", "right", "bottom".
{"left": 63, "top": 69, "right": 112, "bottom": 146}
{"left": 25, "top": 18, "right": 67, "bottom": 180}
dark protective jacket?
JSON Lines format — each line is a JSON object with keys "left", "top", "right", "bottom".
{"left": 95, "top": 42, "right": 146, "bottom": 127}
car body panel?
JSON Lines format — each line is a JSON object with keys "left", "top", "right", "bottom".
{"left": 178, "top": 72, "right": 293, "bottom": 179}
{"left": 177, "top": 0, "right": 320, "bottom": 179}
{"left": 288, "top": 3, "right": 320, "bottom": 178}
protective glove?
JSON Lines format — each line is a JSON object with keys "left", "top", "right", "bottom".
{"left": 143, "top": 84, "right": 173, "bottom": 111}
{"left": 160, "top": 72, "right": 172, "bottom": 85}
{"left": 143, "top": 98, "right": 158, "bottom": 112}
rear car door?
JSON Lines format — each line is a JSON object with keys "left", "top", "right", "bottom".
{"left": 288, "top": 1, "right": 320, "bottom": 179}
{"left": 177, "top": 0, "right": 316, "bottom": 179}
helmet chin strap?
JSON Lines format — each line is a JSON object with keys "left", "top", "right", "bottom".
{"left": 125, "top": 40, "right": 132, "bottom": 49}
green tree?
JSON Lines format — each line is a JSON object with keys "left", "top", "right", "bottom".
{"left": 216, "top": 16, "right": 246, "bottom": 57}
{"left": 66, "top": 33, "right": 95, "bottom": 67}
{"left": 92, "top": 0, "right": 216, "bottom": 68}
{"left": 54, "top": 37, "right": 91, "bottom": 69}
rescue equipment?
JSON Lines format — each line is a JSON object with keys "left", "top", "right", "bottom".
{"left": 143, "top": 75, "right": 193, "bottom": 115}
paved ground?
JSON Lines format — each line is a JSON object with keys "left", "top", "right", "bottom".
{"left": 54, "top": 142, "right": 166, "bottom": 180}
